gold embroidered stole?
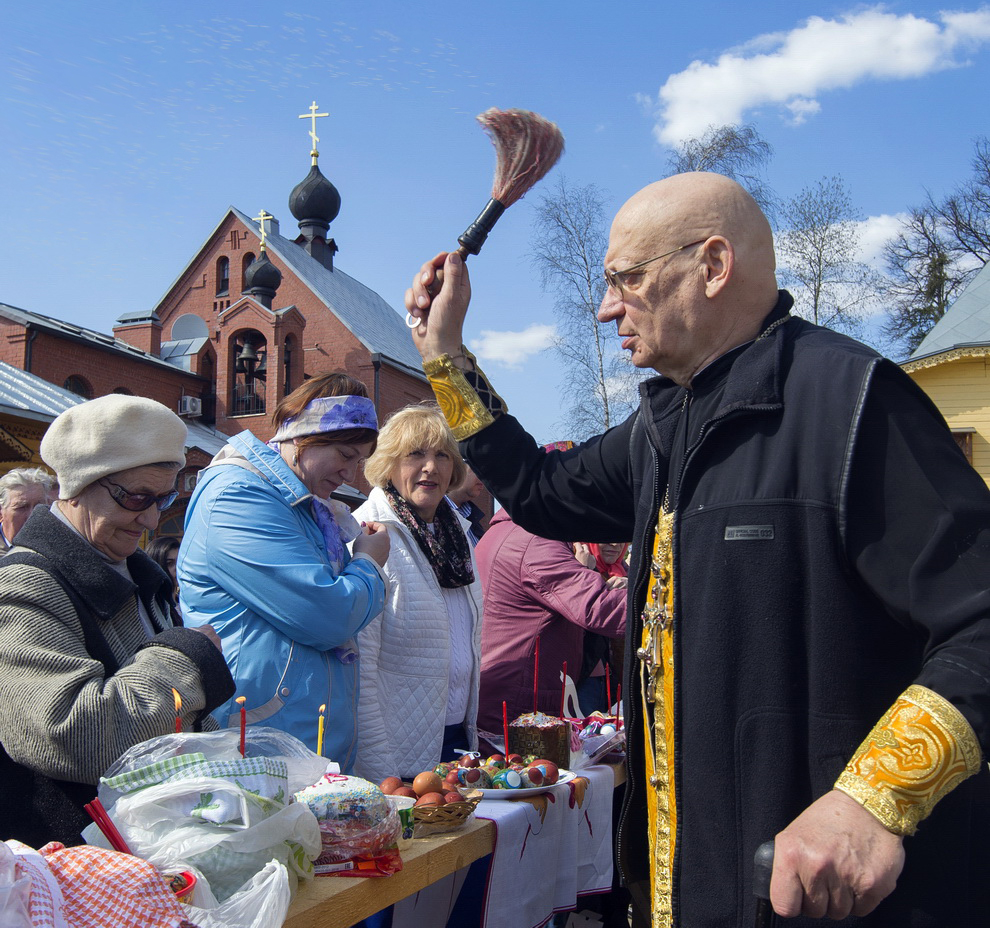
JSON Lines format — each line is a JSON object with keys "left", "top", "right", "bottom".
{"left": 640, "top": 507, "right": 676, "bottom": 927}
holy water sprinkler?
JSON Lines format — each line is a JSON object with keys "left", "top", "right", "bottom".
{"left": 409, "top": 108, "right": 565, "bottom": 321}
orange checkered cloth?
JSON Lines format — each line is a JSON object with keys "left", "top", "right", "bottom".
{"left": 30, "top": 843, "right": 196, "bottom": 928}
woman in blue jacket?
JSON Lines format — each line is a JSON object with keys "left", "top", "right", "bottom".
{"left": 178, "top": 373, "right": 389, "bottom": 770}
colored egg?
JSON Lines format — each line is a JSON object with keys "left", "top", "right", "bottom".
{"left": 491, "top": 768, "right": 523, "bottom": 790}
{"left": 412, "top": 771, "right": 444, "bottom": 797}
{"left": 379, "top": 776, "right": 402, "bottom": 795}
{"left": 531, "top": 759, "right": 559, "bottom": 784}
{"left": 520, "top": 766, "right": 545, "bottom": 788}
{"left": 458, "top": 767, "right": 492, "bottom": 789}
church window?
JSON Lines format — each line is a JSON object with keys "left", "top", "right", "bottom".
{"left": 232, "top": 330, "right": 267, "bottom": 416}
{"left": 216, "top": 256, "right": 230, "bottom": 296}
{"left": 284, "top": 335, "right": 294, "bottom": 397}
{"left": 242, "top": 253, "right": 256, "bottom": 290}
{"left": 63, "top": 375, "right": 93, "bottom": 399}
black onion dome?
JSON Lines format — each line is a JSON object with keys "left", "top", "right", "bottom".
{"left": 243, "top": 250, "right": 282, "bottom": 292}
{"left": 289, "top": 164, "right": 341, "bottom": 224}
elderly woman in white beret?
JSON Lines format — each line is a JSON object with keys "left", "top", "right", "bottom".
{"left": 0, "top": 395, "right": 234, "bottom": 848}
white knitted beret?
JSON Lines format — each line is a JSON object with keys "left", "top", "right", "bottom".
{"left": 41, "top": 394, "right": 188, "bottom": 499}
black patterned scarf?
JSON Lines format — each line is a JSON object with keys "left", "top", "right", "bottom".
{"left": 383, "top": 483, "right": 474, "bottom": 589}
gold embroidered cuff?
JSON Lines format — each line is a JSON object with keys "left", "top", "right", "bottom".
{"left": 423, "top": 348, "right": 506, "bottom": 440}
{"left": 835, "top": 684, "right": 982, "bottom": 836}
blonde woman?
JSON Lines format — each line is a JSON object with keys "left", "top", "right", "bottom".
{"left": 353, "top": 405, "right": 482, "bottom": 782}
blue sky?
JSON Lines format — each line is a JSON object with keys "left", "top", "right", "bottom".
{"left": 4, "top": 2, "right": 990, "bottom": 442}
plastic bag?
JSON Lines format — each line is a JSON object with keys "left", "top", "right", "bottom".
{"left": 182, "top": 860, "right": 291, "bottom": 928}
{"left": 294, "top": 774, "right": 400, "bottom": 868}
{"left": 86, "top": 728, "right": 325, "bottom": 904}
{"left": 99, "top": 727, "right": 330, "bottom": 806}
{"left": 0, "top": 843, "right": 31, "bottom": 928}
{"left": 88, "top": 777, "right": 320, "bottom": 902}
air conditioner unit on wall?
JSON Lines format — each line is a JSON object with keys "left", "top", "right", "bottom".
{"left": 178, "top": 396, "right": 202, "bottom": 417}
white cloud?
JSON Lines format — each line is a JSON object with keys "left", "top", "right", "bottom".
{"left": 855, "top": 213, "right": 907, "bottom": 269}
{"left": 468, "top": 324, "right": 556, "bottom": 369}
{"left": 653, "top": 7, "right": 990, "bottom": 145}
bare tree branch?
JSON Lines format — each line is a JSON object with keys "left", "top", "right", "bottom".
{"left": 880, "top": 137, "right": 990, "bottom": 355}
{"left": 666, "top": 124, "right": 778, "bottom": 222}
{"left": 530, "top": 177, "right": 646, "bottom": 439}
{"left": 776, "top": 175, "right": 882, "bottom": 336}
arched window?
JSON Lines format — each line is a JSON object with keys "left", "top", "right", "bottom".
{"left": 242, "top": 253, "right": 256, "bottom": 290}
{"left": 283, "top": 335, "right": 294, "bottom": 397}
{"left": 63, "top": 375, "right": 93, "bottom": 399}
{"left": 231, "top": 329, "right": 267, "bottom": 416}
{"left": 216, "top": 256, "right": 230, "bottom": 296}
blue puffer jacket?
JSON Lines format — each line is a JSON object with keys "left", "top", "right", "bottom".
{"left": 178, "top": 431, "right": 386, "bottom": 771}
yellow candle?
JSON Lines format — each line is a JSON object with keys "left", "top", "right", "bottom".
{"left": 317, "top": 703, "right": 326, "bottom": 757}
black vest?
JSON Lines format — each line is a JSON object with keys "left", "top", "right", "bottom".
{"left": 618, "top": 317, "right": 990, "bottom": 926}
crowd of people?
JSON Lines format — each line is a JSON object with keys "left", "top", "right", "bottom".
{"left": 0, "top": 169, "right": 988, "bottom": 927}
{"left": 0, "top": 377, "right": 620, "bottom": 850}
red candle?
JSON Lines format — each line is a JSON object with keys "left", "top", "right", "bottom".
{"left": 503, "top": 700, "right": 509, "bottom": 756}
{"left": 559, "top": 661, "right": 567, "bottom": 718}
{"left": 616, "top": 683, "right": 622, "bottom": 728}
{"left": 533, "top": 636, "right": 540, "bottom": 712}
{"left": 236, "top": 696, "right": 247, "bottom": 757}
{"left": 606, "top": 664, "right": 612, "bottom": 717}
{"left": 172, "top": 688, "right": 182, "bottom": 734}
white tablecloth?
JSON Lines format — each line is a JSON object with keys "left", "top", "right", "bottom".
{"left": 391, "top": 764, "right": 614, "bottom": 928}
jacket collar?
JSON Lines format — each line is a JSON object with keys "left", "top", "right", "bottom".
{"left": 222, "top": 430, "right": 313, "bottom": 508}
{"left": 639, "top": 290, "right": 793, "bottom": 458}
{"left": 12, "top": 505, "right": 170, "bottom": 622}
{"left": 364, "top": 485, "right": 474, "bottom": 534}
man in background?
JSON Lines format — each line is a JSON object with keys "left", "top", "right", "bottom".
{"left": 0, "top": 467, "right": 55, "bottom": 554}
{"left": 446, "top": 464, "right": 487, "bottom": 546}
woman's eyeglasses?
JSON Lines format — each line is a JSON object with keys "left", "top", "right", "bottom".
{"left": 99, "top": 478, "right": 179, "bottom": 512}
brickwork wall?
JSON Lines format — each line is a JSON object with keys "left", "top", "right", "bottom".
{"left": 152, "top": 212, "right": 434, "bottom": 444}
{"left": 23, "top": 330, "right": 206, "bottom": 409}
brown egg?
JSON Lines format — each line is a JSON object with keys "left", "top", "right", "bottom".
{"left": 415, "top": 792, "right": 446, "bottom": 807}
{"left": 392, "top": 786, "right": 417, "bottom": 799}
{"left": 460, "top": 755, "right": 481, "bottom": 768}
{"left": 412, "top": 771, "right": 444, "bottom": 797}
{"left": 444, "top": 769, "right": 461, "bottom": 787}
{"left": 379, "top": 776, "right": 403, "bottom": 795}
{"left": 443, "top": 791, "right": 463, "bottom": 804}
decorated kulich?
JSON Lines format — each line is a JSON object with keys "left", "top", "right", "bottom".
{"left": 508, "top": 711, "right": 570, "bottom": 770}
{"left": 294, "top": 773, "right": 395, "bottom": 863}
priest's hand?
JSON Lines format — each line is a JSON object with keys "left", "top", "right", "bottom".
{"left": 770, "top": 788, "right": 904, "bottom": 920}
{"left": 405, "top": 251, "right": 472, "bottom": 363}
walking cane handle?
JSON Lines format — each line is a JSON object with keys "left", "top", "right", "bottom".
{"left": 754, "top": 840, "right": 775, "bottom": 928}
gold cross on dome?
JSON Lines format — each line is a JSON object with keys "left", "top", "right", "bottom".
{"left": 298, "top": 101, "right": 329, "bottom": 165}
{"left": 253, "top": 209, "right": 274, "bottom": 251}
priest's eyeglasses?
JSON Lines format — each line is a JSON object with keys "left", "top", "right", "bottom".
{"left": 99, "top": 478, "right": 179, "bottom": 512}
{"left": 603, "top": 238, "right": 708, "bottom": 296}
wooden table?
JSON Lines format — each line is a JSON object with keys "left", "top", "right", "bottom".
{"left": 284, "top": 763, "right": 624, "bottom": 928}
{"left": 284, "top": 816, "right": 496, "bottom": 928}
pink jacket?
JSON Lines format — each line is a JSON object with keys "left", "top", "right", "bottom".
{"left": 475, "top": 510, "right": 626, "bottom": 738}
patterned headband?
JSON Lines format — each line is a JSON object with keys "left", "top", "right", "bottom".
{"left": 270, "top": 395, "right": 378, "bottom": 444}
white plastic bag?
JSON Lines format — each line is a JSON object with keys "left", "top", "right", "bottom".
{"left": 99, "top": 727, "right": 330, "bottom": 805}
{"left": 182, "top": 860, "right": 291, "bottom": 928}
{"left": 90, "top": 777, "right": 320, "bottom": 902}
{"left": 0, "top": 843, "right": 31, "bottom": 928}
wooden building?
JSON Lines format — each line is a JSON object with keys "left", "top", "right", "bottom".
{"left": 901, "top": 261, "right": 990, "bottom": 488}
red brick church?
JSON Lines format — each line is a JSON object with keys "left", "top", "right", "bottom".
{"left": 0, "top": 105, "right": 435, "bottom": 531}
